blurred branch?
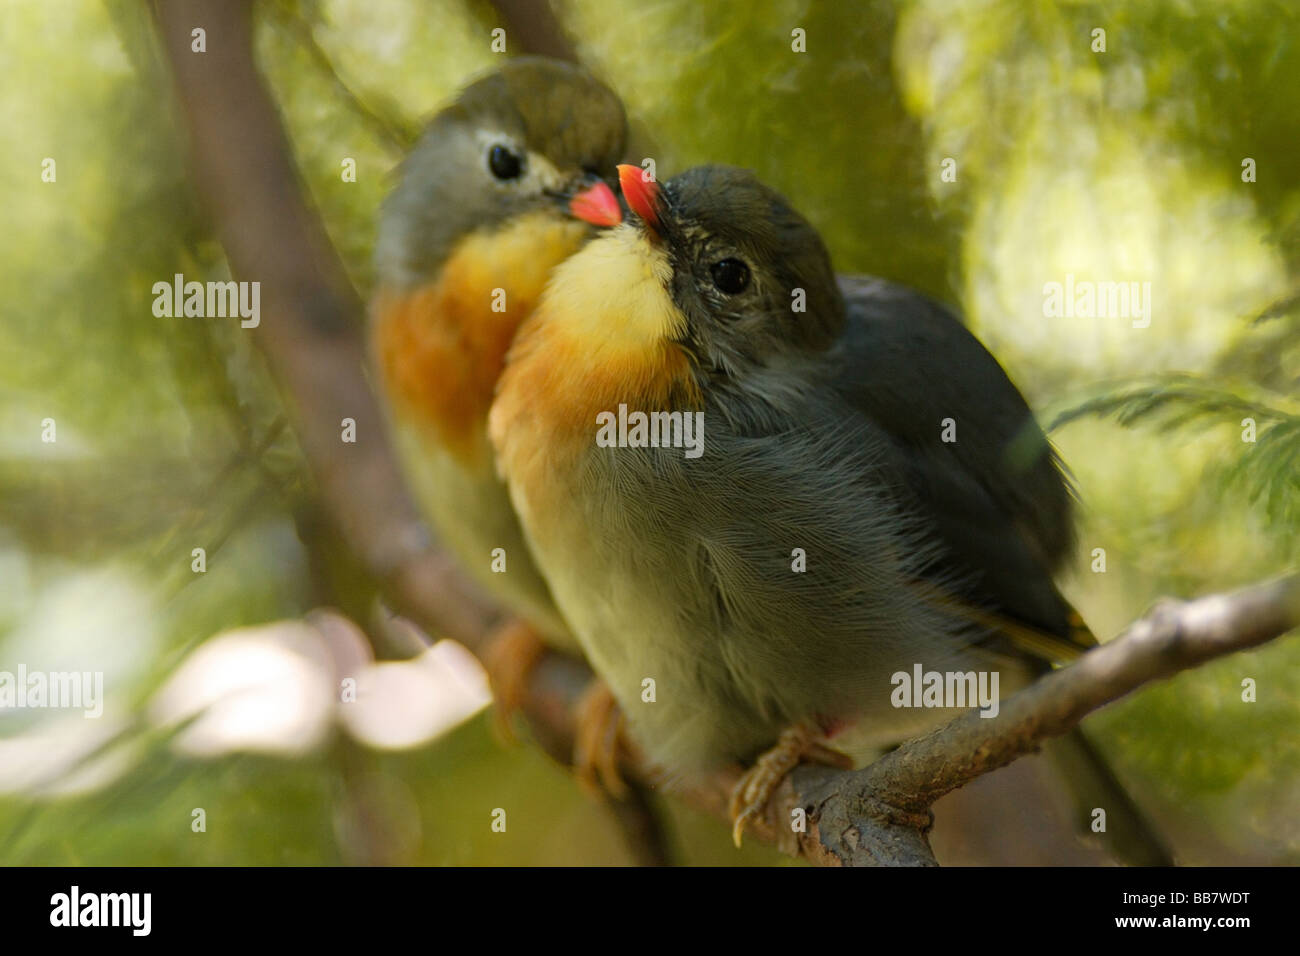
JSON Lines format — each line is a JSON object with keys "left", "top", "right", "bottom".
{"left": 486, "top": 0, "right": 578, "bottom": 61}
{"left": 273, "top": 2, "right": 420, "bottom": 153}
{"left": 154, "top": 0, "right": 503, "bottom": 653}
{"left": 152, "top": 0, "right": 1299, "bottom": 867}
{"left": 1252, "top": 288, "right": 1300, "bottom": 324}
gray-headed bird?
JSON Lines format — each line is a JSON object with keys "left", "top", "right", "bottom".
{"left": 491, "top": 163, "right": 1169, "bottom": 862}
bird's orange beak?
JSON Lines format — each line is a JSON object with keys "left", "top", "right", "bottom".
{"left": 618, "top": 164, "right": 662, "bottom": 233}
{"left": 568, "top": 180, "right": 622, "bottom": 227}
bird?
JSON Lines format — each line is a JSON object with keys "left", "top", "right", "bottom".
{"left": 490, "top": 162, "right": 1170, "bottom": 862}
{"left": 368, "top": 57, "right": 628, "bottom": 783}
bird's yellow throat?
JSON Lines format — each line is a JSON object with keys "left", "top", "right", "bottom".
{"left": 491, "top": 225, "right": 700, "bottom": 487}
{"left": 533, "top": 224, "right": 686, "bottom": 348}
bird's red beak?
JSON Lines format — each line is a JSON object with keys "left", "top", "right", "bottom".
{"left": 568, "top": 180, "right": 622, "bottom": 227}
{"left": 618, "top": 164, "right": 662, "bottom": 233}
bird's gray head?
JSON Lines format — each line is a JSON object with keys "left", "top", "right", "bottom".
{"left": 375, "top": 57, "right": 627, "bottom": 289}
{"left": 619, "top": 164, "right": 845, "bottom": 386}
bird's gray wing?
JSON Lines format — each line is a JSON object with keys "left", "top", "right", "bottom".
{"left": 828, "top": 278, "right": 1170, "bottom": 863}
{"left": 832, "top": 274, "right": 1084, "bottom": 644}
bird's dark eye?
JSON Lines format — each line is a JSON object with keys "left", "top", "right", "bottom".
{"left": 710, "top": 258, "right": 750, "bottom": 295}
{"left": 488, "top": 144, "right": 523, "bottom": 180}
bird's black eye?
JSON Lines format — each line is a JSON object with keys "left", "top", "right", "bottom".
{"left": 710, "top": 258, "right": 750, "bottom": 295}
{"left": 488, "top": 144, "right": 523, "bottom": 180}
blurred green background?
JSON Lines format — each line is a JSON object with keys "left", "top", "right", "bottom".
{"left": 1, "top": 0, "right": 1297, "bottom": 865}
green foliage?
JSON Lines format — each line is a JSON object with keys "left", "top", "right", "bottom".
{"left": 1052, "top": 373, "right": 1300, "bottom": 555}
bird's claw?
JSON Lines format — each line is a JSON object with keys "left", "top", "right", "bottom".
{"left": 483, "top": 618, "right": 547, "bottom": 744}
{"left": 728, "top": 721, "right": 851, "bottom": 847}
{"left": 573, "top": 679, "right": 629, "bottom": 799}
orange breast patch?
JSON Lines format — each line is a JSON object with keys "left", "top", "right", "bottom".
{"left": 371, "top": 213, "right": 590, "bottom": 467}
{"left": 490, "top": 304, "right": 702, "bottom": 512}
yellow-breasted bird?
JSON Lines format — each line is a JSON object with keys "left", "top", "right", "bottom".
{"left": 490, "top": 163, "right": 1171, "bottom": 862}
{"left": 369, "top": 58, "right": 626, "bottom": 777}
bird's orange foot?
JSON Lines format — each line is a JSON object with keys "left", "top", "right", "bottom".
{"left": 728, "top": 721, "right": 852, "bottom": 847}
{"left": 482, "top": 618, "right": 546, "bottom": 744}
{"left": 572, "top": 679, "right": 629, "bottom": 799}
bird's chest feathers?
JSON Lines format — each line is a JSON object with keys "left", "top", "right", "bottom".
{"left": 490, "top": 227, "right": 700, "bottom": 528}
{"left": 372, "top": 212, "right": 589, "bottom": 469}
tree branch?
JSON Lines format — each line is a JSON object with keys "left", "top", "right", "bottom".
{"left": 274, "top": 3, "right": 420, "bottom": 154}
{"left": 763, "top": 573, "right": 1300, "bottom": 865}
{"left": 154, "top": 0, "right": 504, "bottom": 653}
{"left": 153, "top": 0, "right": 1300, "bottom": 866}
{"left": 486, "top": 0, "right": 578, "bottom": 62}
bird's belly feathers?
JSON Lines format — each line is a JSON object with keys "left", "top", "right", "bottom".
{"left": 499, "top": 427, "right": 998, "bottom": 777}
{"left": 389, "top": 421, "right": 575, "bottom": 649}
{"left": 498, "top": 446, "right": 766, "bottom": 774}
